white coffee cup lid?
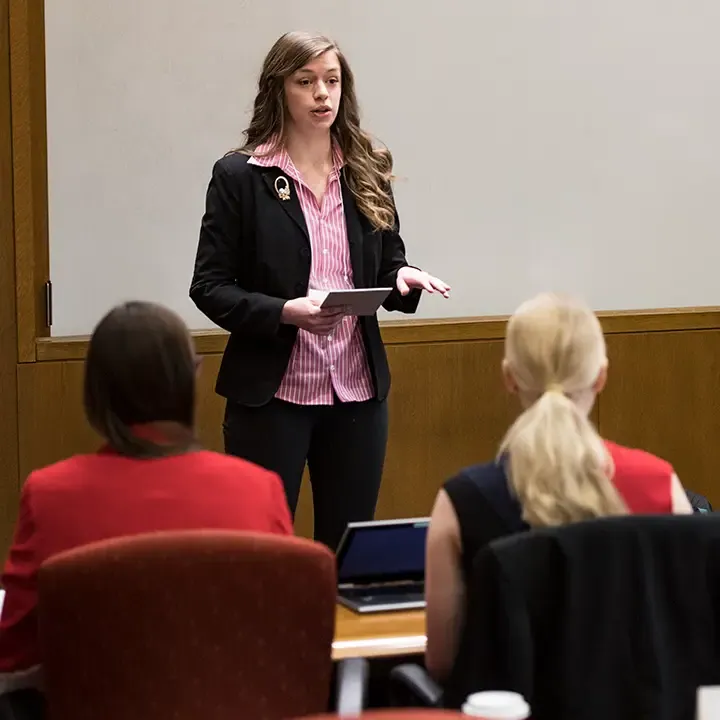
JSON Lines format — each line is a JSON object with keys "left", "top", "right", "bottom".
{"left": 461, "top": 690, "right": 530, "bottom": 719}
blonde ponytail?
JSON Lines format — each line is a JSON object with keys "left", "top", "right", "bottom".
{"left": 500, "top": 388, "right": 626, "bottom": 526}
{"left": 500, "top": 293, "right": 628, "bottom": 527}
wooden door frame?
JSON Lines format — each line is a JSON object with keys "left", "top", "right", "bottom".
{"left": 0, "top": 0, "right": 21, "bottom": 549}
{"left": 8, "top": 0, "right": 49, "bottom": 364}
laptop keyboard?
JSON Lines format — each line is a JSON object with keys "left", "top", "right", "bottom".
{"left": 343, "top": 583, "right": 424, "bottom": 605}
{"left": 359, "top": 592, "right": 424, "bottom": 606}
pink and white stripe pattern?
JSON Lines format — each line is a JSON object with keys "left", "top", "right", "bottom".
{"left": 249, "top": 143, "right": 374, "bottom": 405}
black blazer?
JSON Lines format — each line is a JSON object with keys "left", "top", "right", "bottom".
{"left": 190, "top": 152, "right": 421, "bottom": 406}
{"left": 444, "top": 515, "right": 720, "bottom": 720}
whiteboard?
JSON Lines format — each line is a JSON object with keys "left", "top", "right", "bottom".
{"left": 45, "top": 0, "right": 720, "bottom": 336}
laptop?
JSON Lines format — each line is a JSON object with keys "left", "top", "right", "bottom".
{"left": 336, "top": 517, "right": 429, "bottom": 614}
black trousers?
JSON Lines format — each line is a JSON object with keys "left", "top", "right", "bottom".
{"left": 223, "top": 396, "right": 388, "bottom": 551}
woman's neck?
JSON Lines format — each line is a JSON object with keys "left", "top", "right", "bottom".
{"left": 284, "top": 129, "right": 333, "bottom": 174}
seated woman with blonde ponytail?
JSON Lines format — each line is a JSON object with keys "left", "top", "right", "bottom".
{"left": 425, "top": 292, "right": 692, "bottom": 682}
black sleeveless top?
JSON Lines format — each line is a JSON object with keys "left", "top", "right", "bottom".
{"left": 443, "top": 461, "right": 529, "bottom": 578}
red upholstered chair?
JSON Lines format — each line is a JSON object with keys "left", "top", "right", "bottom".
{"left": 38, "top": 531, "right": 337, "bottom": 720}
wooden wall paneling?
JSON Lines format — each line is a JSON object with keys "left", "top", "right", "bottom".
{"left": 0, "top": 0, "right": 20, "bottom": 557}
{"left": 9, "top": 0, "right": 48, "bottom": 362}
{"left": 194, "top": 354, "right": 225, "bottom": 453}
{"left": 16, "top": 361, "right": 96, "bottom": 481}
{"left": 598, "top": 307, "right": 720, "bottom": 334}
{"left": 380, "top": 338, "right": 516, "bottom": 519}
{"left": 34, "top": 307, "right": 720, "bottom": 363}
{"left": 16, "top": 357, "right": 231, "bottom": 482}
{"left": 599, "top": 329, "right": 720, "bottom": 507}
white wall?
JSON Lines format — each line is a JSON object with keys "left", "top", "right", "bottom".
{"left": 45, "top": 0, "right": 720, "bottom": 336}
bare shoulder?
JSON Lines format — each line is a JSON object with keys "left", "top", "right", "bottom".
{"left": 429, "top": 489, "right": 462, "bottom": 545}
{"left": 670, "top": 473, "right": 694, "bottom": 514}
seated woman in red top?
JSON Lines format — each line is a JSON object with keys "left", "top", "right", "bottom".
{"left": 425, "top": 292, "right": 692, "bottom": 682}
{"left": 0, "top": 301, "right": 293, "bottom": 694}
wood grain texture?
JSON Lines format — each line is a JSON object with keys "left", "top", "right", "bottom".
{"left": 34, "top": 306, "right": 720, "bottom": 362}
{"left": 0, "top": 0, "right": 20, "bottom": 554}
{"left": 16, "top": 362, "right": 95, "bottom": 480}
{"left": 600, "top": 329, "right": 720, "bottom": 504}
{"left": 380, "top": 339, "right": 513, "bottom": 517}
{"left": 8, "top": 0, "right": 48, "bottom": 362}
{"left": 333, "top": 605, "right": 425, "bottom": 660}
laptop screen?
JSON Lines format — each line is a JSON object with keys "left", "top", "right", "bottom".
{"left": 337, "top": 519, "right": 429, "bottom": 585}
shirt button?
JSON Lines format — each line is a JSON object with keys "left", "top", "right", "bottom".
{"left": 330, "top": 364, "right": 335, "bottom": 371}
{"left": 344, "top": 274, "right": 349, "bottom": 281}
{"left": 323, "top": 248, "right": 329, "bottom": 255}
{"left": 328, "top": 334, "right": 333, "bottom": 341}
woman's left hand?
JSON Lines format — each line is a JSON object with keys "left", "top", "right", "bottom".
{"left": 396, "top": 267, "right": 451, "bottom": 298}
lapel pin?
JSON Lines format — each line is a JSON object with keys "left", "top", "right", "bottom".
{"left": 274, "top": 175, "right": 291, "bottom": 201}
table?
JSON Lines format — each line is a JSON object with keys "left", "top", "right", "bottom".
{"left": 332, "top": 604, "right": 426, "bottom": 660}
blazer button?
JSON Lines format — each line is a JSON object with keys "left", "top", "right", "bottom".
{"left": 300, "top": 247, "right": 310, "bottom": 258}
{"left": 295, "top": 282, "right": 305, "bottom": 294}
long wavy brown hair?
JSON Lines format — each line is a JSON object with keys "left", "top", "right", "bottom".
{"left": 240, "top": 31, "right": 396, "bottom": 232}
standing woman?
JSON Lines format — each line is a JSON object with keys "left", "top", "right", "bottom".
{"left": 190, "top": 31, "right": 449, "bottom": 550}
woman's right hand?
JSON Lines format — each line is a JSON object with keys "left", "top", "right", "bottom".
{"left": 280, "top": 297, "right": 346, "bottom": 335}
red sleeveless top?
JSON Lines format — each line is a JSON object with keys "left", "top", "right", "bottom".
{"left": 604, "top": 440, "right": 673, "bottom": 513}
{"left": 444, "top": 439, "right": 675, "bottom": 579}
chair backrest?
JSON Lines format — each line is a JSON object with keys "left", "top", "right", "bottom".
{"left": 38, "top": 530, "right": 336, "bottom": 720}
{"left": 444, "top": 515, "right": 720, "bottom": 720}
{"left": 296, "top": 713, "right": 465, "bottom": 719}
{"left": 688, "top": 489, "right": 713, "bottom": 513}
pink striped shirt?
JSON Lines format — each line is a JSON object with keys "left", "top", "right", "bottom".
{"left": 248, "top": 142, "right": 375, "bottom": 406}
